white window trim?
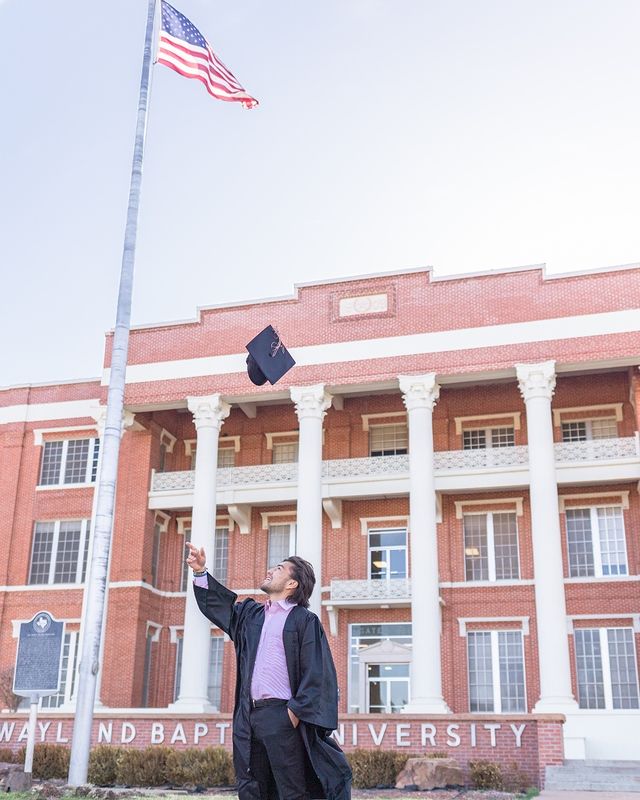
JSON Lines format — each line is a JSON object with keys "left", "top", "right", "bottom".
{"left": 33, "top": 425, "right": 98, "bottom": 446}
{"left": 467, "top": 629, "right": 526, "bottom": 714}
{"left": 359, "top": 515, "right": 409, "bottom": 536}
{"left": 455, "top": 412, "right": 521, "bottom": 435}
{"left": 261, "top": 510, "right": 296, "bottom": 530}
{"left": 160, "top": 429, "right": 177, "bottom": 452}
{"left": 176, "top": 515, "right": 232, "bottom": 536}
{"left": 185, "top": 437, "right": 240, "bottom": 456}
{"left": 154, "top": 511, "right": 171, "bottom": 533}
{"left": 568, "top": 615, "right": 640, "bottom": 633}
{"left": 559, "top": 492, "right": 630, "bottom": 511}
{"left": 30, "top": 519, "right": 91, "bottom": 585}
{"left": 564, "top": 505, "right": 629, "bottom": 578}
{"left": 37, "top": 437, "right": 99, "bottom": 488}
{"left": 553, "top": 403, "right": 624, "bottom": 426}
{"left": 574, "top": 626, "right": 640, "bottom": 711}
{"left": 458, "top": 617, "right": 530, "bottom": 637}
{"left": 367, "top": 527, "right": 408, "bottom": 582}
{"left": 455, "top": 498, "right": 523, "bottom": 519}
{"left": 361, "top": 412, "right": 406, "bottom": 431}
{"left": 265, "top": 431, "right": 299, "bottom": 450}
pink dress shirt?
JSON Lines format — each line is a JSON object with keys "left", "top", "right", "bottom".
{"left": 193, "top": 574, "right": 295, "bottom": 700}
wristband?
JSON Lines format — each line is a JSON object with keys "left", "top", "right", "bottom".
{"left": 192, "top": 568, "right": 207, "bottom": 577}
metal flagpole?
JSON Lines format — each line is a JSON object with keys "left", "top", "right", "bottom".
{"left": 68, "top": 0, "right": 158, "bottom": 785}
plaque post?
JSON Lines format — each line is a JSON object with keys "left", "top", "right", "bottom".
{"left": 24, "top": 698, "right": 39, "bottom": 775}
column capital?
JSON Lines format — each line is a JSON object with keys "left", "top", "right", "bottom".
{"left": 399, "top": 374, "right": 440, "bottom": 411}
{"left": 290, "top": 384, "right": 333, "bottom": 421}
{"left": 187, "top": 394, "right": 231, "bottom": 431}
{"left": 90, "top": 402, "right": 139, "bottom": 438}
{"left": 516, "top": 361, "right": 556, "bottom": 402}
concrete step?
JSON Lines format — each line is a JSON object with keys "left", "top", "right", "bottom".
{"left": 545, "top": 761, "right": 640, "bottom": 792}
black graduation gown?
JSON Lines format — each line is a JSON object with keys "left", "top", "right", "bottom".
{"left": 194, "top": 575, "right": 352, "bottom": 800}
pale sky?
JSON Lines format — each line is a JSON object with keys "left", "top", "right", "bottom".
{"left": 1, "top": 0, "right": 639, "bottom": 388}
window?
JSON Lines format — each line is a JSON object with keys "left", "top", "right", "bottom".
{"left": 208, "top": 637, "right": 224, "bottom": 709}
{"left": 367, "top": 663, "right": 409, "bottom": 713}
{"left": 467, "top": 630, "right": 526, "bottom": 713}
{"left": 40, "top": 631, "right": 79, "bottom": 709}
{"left": 174, "top": 635, "right": 224, "bottom": 708}
{"left": 267, "top": 523, "right": 296, "bottom": 568}
{"left": 349, "top": 623, "right": 412, "bottom": 712}
{"left": 272, "top": 441, "right": 299, "bottom": 464}
{"left": 39, "top": 438, "right": 100, "bottom": 486}
{"left": 217, "top": 447, "right": 235, "bottom": 468}
{"left": 158, "top": 442, "right": 168, "bottom": 472}
{"left": 141, "top": 629, "right": 156, "bottom": 707}
{"left": 565, "top": 507, "right": 627, "bottom": 577}
{"left": 369, "top": 424, "right": 408, "bottom": 456}
{"left": 180, "top": 526, "right": 229, "bottom": 591}
{"left": 29, "top": 520, "right": 91, "bottom": 585}
{"left": 463, "top": 512, "right": 519, "bottom": 581}
{"left": 463, "top": 427, "right": 515, "bottom": 450}
{"left": 561, "top": 418, "right": 617, "bottom": 442}
{"left": 151, "top": 524, "right": 162, "bottom": 586}
{"left": 188, "top": 445, "right": 236, "bottom": 469}
{"left": 368, "top": 528, "right": 407, "bottom": 581}
{"left": 575, "top": 627, "right": 639, "bottom": 709}
{"left": 174, "top": 636, "right": 183, "bottom": 702}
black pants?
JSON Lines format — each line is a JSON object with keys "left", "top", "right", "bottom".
{"left": 248, "top": 700, "right": 309, "bottom": 800}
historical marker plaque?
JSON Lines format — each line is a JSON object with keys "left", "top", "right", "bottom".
{"left": 13, "top": 611, "right": 64, "bottom": 696}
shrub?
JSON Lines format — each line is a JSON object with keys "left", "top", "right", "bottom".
{"left": 88, "top": 746, "right": 126, "bottom": 786}
{"left": 469, "top": 760, "right": 504, "bottom": 790}
{"left": 0, "top": 747, "right": 16, "bottom": 763}
{"left": 14, "top": 744, "right": 70, "bottom": 779}
{"left": 502, "top": 760, "right": 532, "bottom": 793}
{"left": 346, "top": 749, "right": 409, "bottom": 789}
{"left": 115, "top": 746, "right": 172, "bottom": 786}
{"left": 165, "top": 747, "right": 234, "bottom": 787}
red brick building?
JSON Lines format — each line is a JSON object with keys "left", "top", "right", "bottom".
{"left": 1, "top": 264, "right": 639, "bottom": 783}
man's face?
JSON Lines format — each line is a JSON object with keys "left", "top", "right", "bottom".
{"left": 261, "top": 561, "right": 296, "bottom": 596}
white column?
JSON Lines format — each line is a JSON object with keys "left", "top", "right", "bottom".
{"left": 516, "top": 361, "right": 578, "bottom": 712}
{"left": 171, "top": 394, "right": 230, "bottom": 712}
{"left": 291, "top": 384, "right": 332, "bottom": 617}
{"left": 399, "top": 374, "right": 450, "bottom": 713}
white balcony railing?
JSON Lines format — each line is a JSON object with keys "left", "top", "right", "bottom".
{"left": 150, "top": 436, "right": 639, "bottom": 494}
{"left": 434, "top": 445, "right": 529, "bottom": 470}
{"left": 554, "top": 436, "right": 639, "bottom": 463}
{"left": 329, "top": 578, "right": 412, "bottom": 602}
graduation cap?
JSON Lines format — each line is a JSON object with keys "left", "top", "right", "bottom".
{"left": 246, "top": 326, "right": 296, "bottom": 386}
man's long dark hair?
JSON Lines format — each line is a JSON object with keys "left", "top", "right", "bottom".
{"left": 285, "top": 556, "right": 316, "bottom": 608}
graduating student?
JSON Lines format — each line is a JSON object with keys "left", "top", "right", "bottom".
{"left": 186, "top": 543, "right": 352, "bottom": 800}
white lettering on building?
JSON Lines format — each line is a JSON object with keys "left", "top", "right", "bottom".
{"left": 396, "top": 723, "right": 411, "bottom": 747}
{"left": 171, "top": 724, "right": 187, "bottom": 745}
{"left": 446, "top": 724, "right": 461, "bottom": 747}
{"left": 121, "top": 722, "right": 136, "bottom": 744}
{"left": 38, "top": 721, "right": 51, "bottom": 741}
{"left": 194, "top": 723, "right": 208, "bottom": 745}
{"left": 215, "top": 722, "right": 231, "bottom": 745}
{"left": 98, "top": 722, "right": 113, "bottom": 743}
{"left": 367, "top": 723, "right": 387, "bottom": 746}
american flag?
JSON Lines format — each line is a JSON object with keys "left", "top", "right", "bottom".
{"left": 157, "top": 1, "right": 258, "bottom": 109}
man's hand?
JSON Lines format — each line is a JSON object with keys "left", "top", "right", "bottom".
{"left": 287, "top": 708, "right": 299, "bottom": 728}
{"left": 186, "top": 542, "right": 206, "bottom": 572}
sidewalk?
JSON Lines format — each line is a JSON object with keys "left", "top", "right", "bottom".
{"left": 540, "top": 793, "right": 640, "bottom": 799}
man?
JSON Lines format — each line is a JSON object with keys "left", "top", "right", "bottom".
{"left": 186, "top": 542, "right": 352, "bottom": 800}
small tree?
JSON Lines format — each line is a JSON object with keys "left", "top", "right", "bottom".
{"left": 0, "top": 668, "right": 21, "bottom": 713}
